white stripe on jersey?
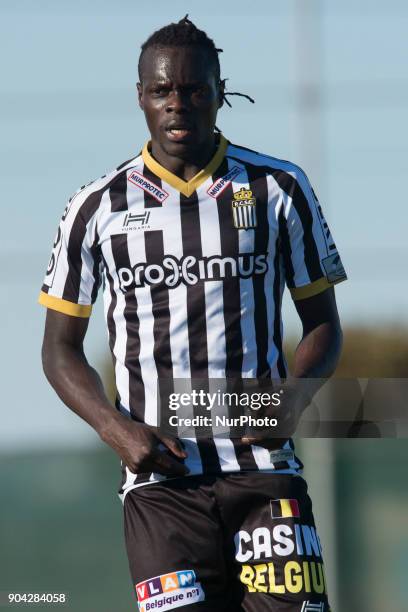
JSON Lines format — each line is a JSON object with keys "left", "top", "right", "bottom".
{"left": 163, "top": 184, "right": 193, "bottom": 380}
{"left": 280, "top": 186, "right": 310, "bottom": 287}
{"left": 101, "top": 213, "right": 130, "bottom": 412}
{"left": 198, "top": 175, "right": 227, "bottom": 378}
{"left": 230, "top": 164, "right": 258, "bottom": 377}
{"left": 213, "top": 438, "right": 241, "bottom": 472}
{"left": 129, "top": 187, "right": 158, "bottom": 426}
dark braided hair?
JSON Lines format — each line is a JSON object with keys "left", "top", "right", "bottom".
{"left": 138, "top": 15, "right": 254, "bottom": 109}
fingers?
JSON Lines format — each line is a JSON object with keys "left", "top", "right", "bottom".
{"left": 150, "top": 448, "right": 190, "bottom": 477}
{"left": 158, "top": 434, "right": 188, "bottom": 459}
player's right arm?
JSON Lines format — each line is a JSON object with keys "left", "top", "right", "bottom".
{"left": 41, "top": 310, "right": 188, "bottom": 476}
{"left": 39, "top": 186, "right": 187, "bottom": 477}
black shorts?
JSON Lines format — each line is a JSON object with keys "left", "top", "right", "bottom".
{"left": 123, "top": 473, "right": 331, "bottom": 612}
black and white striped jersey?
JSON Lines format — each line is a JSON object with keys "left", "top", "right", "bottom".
{"left": 39, "top": 134, "right": 346, "bottom": 501}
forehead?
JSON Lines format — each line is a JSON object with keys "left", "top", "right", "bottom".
{"left": 140, "top": 45, "right": 218, "bottom": 84}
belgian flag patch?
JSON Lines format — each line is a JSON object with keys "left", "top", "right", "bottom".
{"left": 270, "top": 498, "right": 300, "bottom": 519}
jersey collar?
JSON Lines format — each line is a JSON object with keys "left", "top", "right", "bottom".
{"left": 142, "top": 134, "right": 228, "bottom": 197}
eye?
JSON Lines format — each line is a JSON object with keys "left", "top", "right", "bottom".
{"left": 192, "top": 84, "right": 212, "bottom": 99}
{"left": 151, "top": 86, "right": 170, "bottom": 97}
{"left": 192, "top": 85, "right": 207, "bottom": 94}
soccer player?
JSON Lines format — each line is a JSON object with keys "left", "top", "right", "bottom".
{"left": 39, "top": 16, "right": 346, "bottom": 612}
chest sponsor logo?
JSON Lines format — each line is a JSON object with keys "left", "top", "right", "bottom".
{"left": 207, "top": 165, "right": 243, "bottom": 198}
{"left": 122, "top": 211, "right": 151, "bottom": 231}
{"left": 128, "top": 170, "right": 169, "bottom": 203}
{"left": 231, "top": 188, "right": 257, "bottom": 229}
{"left": 118, "top": 253, "right": 268, "bottom": 291}
{"left": 136, "top": 570, "right": 205, "bottom": 611}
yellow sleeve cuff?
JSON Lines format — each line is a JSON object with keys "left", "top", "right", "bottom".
{"left": 38, "top": 291, "right": 92, "bottom": 318}
{"left": 289, "top": 277, "right": 334, "bottom": 301}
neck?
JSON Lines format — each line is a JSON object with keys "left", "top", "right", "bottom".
{"left": 150, "top": 135, "right": 217, "bottom": 182}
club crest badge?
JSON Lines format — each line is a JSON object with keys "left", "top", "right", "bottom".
{"left": 231, "top": 187, "right": 257, "bottom": 230}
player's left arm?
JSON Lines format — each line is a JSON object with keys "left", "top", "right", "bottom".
{"left": 292, "top": 285, "right": 342, "bottom": 380}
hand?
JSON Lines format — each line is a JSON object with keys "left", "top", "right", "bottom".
{"left": 100, "top": 416, "right": 189, "bottom": 477}
{"left": 240, "top": 382, "right": 311, "bottom": 449}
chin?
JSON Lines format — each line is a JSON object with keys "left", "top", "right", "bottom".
{"left": 162, "top": 139, "right": 199, "bottom": 158}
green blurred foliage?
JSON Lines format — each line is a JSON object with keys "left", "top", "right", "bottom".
{"left": 285, "top": 326, "right": 408, "bottom": 377}
{"left": 0, "top": 450, "right": 135, "bottom": 612}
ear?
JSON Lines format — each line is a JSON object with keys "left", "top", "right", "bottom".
{"left": 137, "top": 82, "right": 144, "bottom": 110}
{"left": 218, "top": 78, "right": 226, "bottom": 109}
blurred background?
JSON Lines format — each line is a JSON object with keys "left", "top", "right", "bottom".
{"left": 1, "top": 0, "right": 407, "bottom": 610}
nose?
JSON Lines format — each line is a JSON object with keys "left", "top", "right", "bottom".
{"left": 165, "top": 88, "right": 190, "bottom": 113}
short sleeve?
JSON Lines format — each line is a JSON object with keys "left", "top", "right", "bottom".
{"left": 38, "top": 190, "right": 102, "bottom": 318}
{"left": 278, "top": 166, "right": 347, "bottom": 301}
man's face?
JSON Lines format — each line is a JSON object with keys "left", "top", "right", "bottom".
{"left": 137, "top": 46, "right": 223, "bottom": 159}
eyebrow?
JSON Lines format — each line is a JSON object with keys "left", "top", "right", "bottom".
{"left": 149, "top": 80, "right": 208, "bottom": 87}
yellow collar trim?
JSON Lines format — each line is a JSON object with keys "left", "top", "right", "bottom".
{"left": 142, "top": 135, "right": 228, "bottom": 197}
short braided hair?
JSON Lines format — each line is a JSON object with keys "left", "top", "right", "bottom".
{"left": 138, "top": 15, "right": 222, "bottom": 82}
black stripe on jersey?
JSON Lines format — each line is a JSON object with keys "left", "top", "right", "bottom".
{"left": 118, "top": 462, "right": 127, "bottom": 495}
{"left": 278, "top": 206, "right": 295, "bottom": 288}
{"left": 180, "top": 191, "right": 221, "bottom": 474}
{"left": 214, "top": 160, "right": 244, "bottom": 376}
{"left": 101, "top": 251, "right": 120, "bottom": 400}
{"left": 110, "top": 171, "right": 129, "bottom": 213}
{"left": 144, "top": 230, "right": 176, "bottom": 433}
{"left": 246, "top": 164, "right": 270, "bottom": 378}
{"left": 272, "top": 237, "right": 287, "bottom": 378}
{"left": 315, "top": 202, "right": 331, "bottom": 257}
{"left": 62, "top": 189, "right": 103, "bottom": 302}
{"left": 142, "top": 172, "right": 176, "bottom": 430}
{"left": 116, "top": 154, "right": 139, "bottom": 171}
{"left": 228, "top": 142, "right": 262, "bottom": 156}
{"left": 180, "top": 192, "right": 209, "bottom": 375}
{"left": 142, "top": 164, "right": 165, "bottom": 208}
{"left": 90, "top": 227, "right": 102, "bottom": 303}
{"left": 142, "top": 171, "right": 172, "bottom": 377}
{"left": 110, "top": 233, "right": 145, "bottom": 421}
{"left": 229, "top": 439, "right": 260, "bottom": 471}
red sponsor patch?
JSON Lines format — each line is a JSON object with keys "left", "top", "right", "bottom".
{"left": 207, "top": 165, "right": 243, "bottom": 198}
{"left": 128, "top": 170, "right": 169, "bottom": 203}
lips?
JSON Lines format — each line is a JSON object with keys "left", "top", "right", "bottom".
{"left": 165, "top": 124, "right": 194, "bottom": 143}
